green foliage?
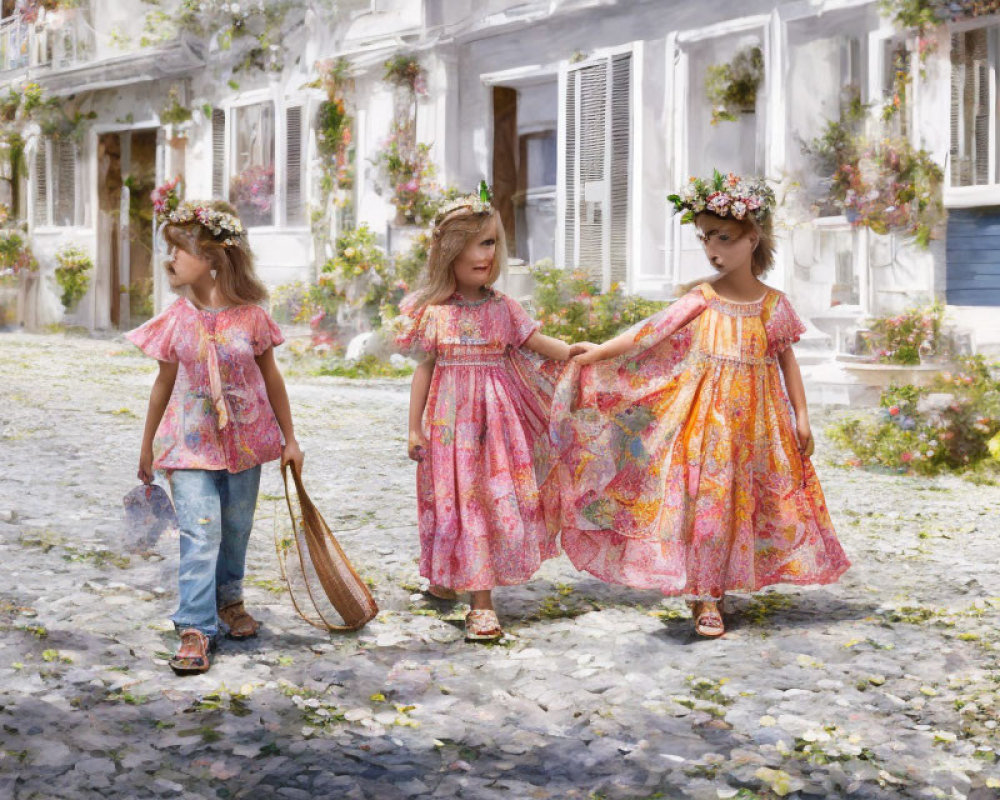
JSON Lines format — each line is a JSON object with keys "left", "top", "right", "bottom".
{"left": 828, "top": 356, "right": 1000, "bottom": 475}
{"left": 159, "top": 86, "right": 192, "bottom": 126}
{"left": 315, "top": 354, "right": 413, "bottom": 379}
{"left": 54, "top": 245, "right": 93, "bottom": 310}
{"left": 705, "top": 46, "right": 764, "bottom": 125}
{"left": 382, "top": 54, "right": 426, "bottom": 95}
{"left": 530, "top": 260, "right": 667, "bottom": 344}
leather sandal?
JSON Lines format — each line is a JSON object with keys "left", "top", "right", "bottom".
{"left": 169, "top": 628, "right": 213, "bottom": 675}
{"left": 687, "top": 600, "right": 725, "bottom": 638}
{"left": 218, "top": 600, "right": 260, "bottom": 640}
{"left": 427, "top": 585, "right": 457, "bottom": 601}
{"left": 465, "top": 609, "right": 503, "bottom": 642}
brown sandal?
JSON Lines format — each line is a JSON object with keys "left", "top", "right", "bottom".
{"left": 688, "top": 600, "right": 725, "bottom": 638}
{"left": 169, "top": 628, "right": 213, "bottom": 675}
{"left": 465, "top": 609, "right": 503, "bottom": 642}
{"left": 218, "top": 601, "right": 260, "bottom": 640}
{"left": 427, "top": 585, "right": 457, "bottom": 601}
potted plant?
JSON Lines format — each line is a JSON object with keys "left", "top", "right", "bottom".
{"left": 705, "top": 45, "right": 764, "bottom": 125}
{"left": 53, "top": 244, "right": 92, "bottom": 311}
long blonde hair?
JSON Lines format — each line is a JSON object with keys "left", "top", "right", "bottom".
{"left": 162, "top": 200, "right": 268, "bottom": 305}
{"left": 407, "top": 208, "right": 507, "bottom": 310}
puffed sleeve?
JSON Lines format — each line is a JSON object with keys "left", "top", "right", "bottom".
{"left": 627, "top": 288, "right": 707, "bottom": 354}
{"left": 125, "top": 300, "right": 181, "bottom": 362}
{"left": 504, "top": 294, "right": 541, "bottom": 347}
{"left": 251, "top": 306, "right": 285, "bottom": 356}
{"left": 765, "top": 293, "right": 807, "bottom": 356}
{"left": 391, "top": 297, "right": 437, "bottom": 358}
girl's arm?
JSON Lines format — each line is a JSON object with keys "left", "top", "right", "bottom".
{"left": 778, "top": 346, "right": 814, "bottom": 456}
{"left": 255, "top": 347, "right": 304, "bottom": 473}
{"left": 138, "top": 360, "right": 178, "bottom": 484}
{"left": 572, "top": 328, "right": 637, "bottom": 365}
{"left": 407, "top": 356, "right": 435, "bottom": 461}
{"left": 522, "top": 332, "right": 596, "bottom": 361}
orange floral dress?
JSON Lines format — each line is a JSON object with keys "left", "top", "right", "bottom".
{"left": 551, "top": 283, "right": 849, "bottom": 600}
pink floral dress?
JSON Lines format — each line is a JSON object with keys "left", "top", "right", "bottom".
{"left": 394, "top": 289, "right": 561, "bottom": 591}
{"left": 551, "top": 283, "right": 849, "bottom": 600}
{"left": 126, "top": 297, "right": 285, "bottom": 474}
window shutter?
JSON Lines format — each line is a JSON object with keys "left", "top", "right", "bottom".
{"left": 951, "top": 32, "right": 968, "bottom": 186}
{"left": 563, "top": 69, "right": 577, "bottom": 267}
{"left": 54, "top": 139, "right": 77, "bottom": 226}
{"left": 609, "top": 52, "right": 631, "bottom": 286}
{"left": 212, "top": 108, "right": 225, "bottom": 198}
{"left": 974, "top": 52, "right": 990, "bottom": 185}
{"left": 285, "top": 105, "right": 303, "bottom": 226}
{"left": 33, "top": 141, "right": 48, "bottom": 226}
{"left": 562, "top": 52, "right": 632, "bottom": 289}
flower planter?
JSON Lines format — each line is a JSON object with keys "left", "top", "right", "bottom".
{"left": 836, "top": 357, "right": 953, "bottom": 389}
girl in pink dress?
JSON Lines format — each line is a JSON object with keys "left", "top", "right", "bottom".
{"left": 394, "top": 189, "right": 593, "bottom": 641}
{"left": 555, "top": 173, "right": 849, "bottom": 637}
{"left": 129, "top": 200, "right": 303, "bottom": 674}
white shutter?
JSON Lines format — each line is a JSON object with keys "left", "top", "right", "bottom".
{"left": 212, "top": 108, "right": 226, "bottom": 198}
{"left": 285, "top": 105, "right": 303, "bottom": 226}
{"left": 609, "top": 52, "right": 631, "bottom": 286}
{"left": 563, "top": 69, "right": 577, "bottom": 267}
{"left": 562, "top": 51, "right": 632, "bottom": 289}
{"left": 974, "top": 49, "right": 990, "bottom": 185}
{"left": 54, "top": 139, "right": 77, "bottom": 226}
{"left": 33, "top": 141, "right": 48, "bottom": 226}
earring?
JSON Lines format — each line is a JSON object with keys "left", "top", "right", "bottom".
{"left": 210, "top": 269, "right": 217, "bottom": 280}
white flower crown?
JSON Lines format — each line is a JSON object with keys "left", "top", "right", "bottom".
{"left": 166, "top": 201, "right": 246, "bottom": 247}
{"left": 432, "top": 181, "right": 494, "bottom": 228}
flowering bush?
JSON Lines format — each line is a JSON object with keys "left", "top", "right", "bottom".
{"left": 150, "top": 175, "right": 182, "bottom": 218}
{"left": 832, "top": 137, "right": 944, "bottom": 246}
{"left": 705, "top": 46, "right": 764, "bottom": 125}
{"left": 318, "top": 224, "right": 391, "bottom": 317}
{"left": 54, "top": 245, "right": 92, "bottom": 310}
{"left": 0, "top": 228, "right": 37, "bottom": 285}
{"left": 310, "top": 58, "right": 354, "bottom": 200}
{"left": 861, "top": 302, "right": 946, "bottom": 365}
{"left": 828, "top": 356, "right": 1000, "bottom": 476}
{"left": 530, "top": 260, "right": 666, "bottom": 344}
{"left": 371, "top": 136, "right": 442, "bottom": 225}
{"left": 229, "top": 164, "right": 274, "bottom": 226}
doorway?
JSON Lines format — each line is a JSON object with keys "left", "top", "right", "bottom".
{"left": 97, "top": 128, "right": 157, "bottom": 329}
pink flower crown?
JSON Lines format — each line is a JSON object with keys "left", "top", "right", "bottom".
{"left": 166, "top": 201, "right": 245, "bottom": 247}
{"left": 668, "top": 170, "right": 775, "bottom": 225}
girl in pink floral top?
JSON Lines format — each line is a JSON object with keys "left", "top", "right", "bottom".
{"left": 128, "top": 200, "right": 303, "bottom": 674}
{"left": 394, "top": 193, "right": 594, "bottom": 642}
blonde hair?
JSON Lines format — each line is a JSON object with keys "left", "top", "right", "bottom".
{"left": 407, "top": 208, "right": 506, "bottom": 310}
{"left": 695, "top": 211, "right": 776, "bottom": 277}
{"left": 162, "top": 200, "right": 268, "bottom": 305}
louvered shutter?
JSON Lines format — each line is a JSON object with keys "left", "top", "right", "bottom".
{"left": 562, "top": 52, "right": 631, "bottom": 289}
{"left": 212, "top": 108, "right": 226, "bottom": 198}
{"left": 974, "top": 41, "right": 990, "bottom": 185}
{"left": 285, "top": 105, "right": 303, "bottom": 226}
{"left": 33, "top": 141, "right": 48, "bottom": 226}
{"left": 951, "top": 33, "right": 968, "bottom": 186}
{"left": 609, "top": 52, "right": 631, "bottom": 286}
{"left": 54, "top": 139, "right": 76, "bottom": 226}
{"left": 563, "top": 69, "right": 577, "bottom": 267}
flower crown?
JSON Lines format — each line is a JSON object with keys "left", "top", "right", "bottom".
{"left": 432, "top": 180, "right": 493, "bottom": 228}
{"left": 668, "top": 170, "right": 775, "bottom": 225}
{"left": 166, "top": 201, "right": 245, "bottom": 247}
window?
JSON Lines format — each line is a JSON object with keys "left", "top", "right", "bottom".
{"left": 950, "top": 26, "right": 1000, "bottom": 187}
{"left": 33, "top": 137, "right": 78, "bottom": 227}
{"left": 230, "top": 102, "right": 275, "bottom": 227}
{"left": 561, "top": 51, "right": 631, "bottom": 289}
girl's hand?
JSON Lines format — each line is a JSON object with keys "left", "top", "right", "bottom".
{"left": 282, "top": 439, "right": 305, "bottom": 475}
{"left": 408, "top": 429, "right": 428, "bottom": 462}
{"left": 796, "top": 418, "right": 814, "bottom": 458}
{"left": 568, "top": 342, "right": 597, "bottom": 358}
{"left": 138, "top": 447, "right": 154, "bottom": 485}
{"left": 573, "top": 346, "right": 604, "bottom": 365}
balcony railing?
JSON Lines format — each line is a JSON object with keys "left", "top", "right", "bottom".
{"left": 0, "top": 9, "right": 96, "bottom": 74}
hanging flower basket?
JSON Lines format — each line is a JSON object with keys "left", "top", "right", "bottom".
{"left": 705, "top": 46, "right": 764, "bottom": 125}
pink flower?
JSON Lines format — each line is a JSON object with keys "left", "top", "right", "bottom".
{"left": 900, "top": 452, "right": 913, "bottom": 463}
{"left": 888, "top": 405, "right": 900, "bottom": 416}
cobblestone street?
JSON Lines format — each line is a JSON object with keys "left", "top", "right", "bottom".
{"left": 1, "top": 331, "right": 999, "bottom": 799}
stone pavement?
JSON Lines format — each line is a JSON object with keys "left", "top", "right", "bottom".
{"left": 0, "top": 331, "right": 998, "bottom": 800}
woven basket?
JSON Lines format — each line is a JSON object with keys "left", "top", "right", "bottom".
{"left": 275, "top": 463, "right": 378, "bottom": 631}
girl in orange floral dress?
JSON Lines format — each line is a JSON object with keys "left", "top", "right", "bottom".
{"left": 553, "top": 172, "right": 849, "bottom": 637}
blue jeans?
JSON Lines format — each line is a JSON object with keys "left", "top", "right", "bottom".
{"left": 167, "top": 466, "right": 262, "bottom": 638}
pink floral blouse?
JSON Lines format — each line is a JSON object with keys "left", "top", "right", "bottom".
{"left": 126, "top": 297, "right": 285, "bottom": 473}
